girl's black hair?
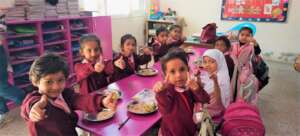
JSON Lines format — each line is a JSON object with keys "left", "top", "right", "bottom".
{"left": 120, "top": 34, "right": 136, "bottom": 49}
{"left": 29, "top": 53, "right": 69, "bottom": 83}
{"left": 169, "top": 25, "right": 182, "bottom": 32}
{"left": 160, "top": 48, "right": 189, "bottom": 74}
{"left": 156, "top": 27, "right": 168, "bottom": 36}
{"left": 79, "top": 33, "right": 102, "bottom": 53}
{"left": 239, "top": 27, "right": 253, "bottom": 35}
{"left": 214, "top": 36, "right": 231, "bottom": 49}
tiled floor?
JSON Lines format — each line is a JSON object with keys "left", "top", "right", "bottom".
{"left": 0, "top": 61, "right": 299, "bottom": 136}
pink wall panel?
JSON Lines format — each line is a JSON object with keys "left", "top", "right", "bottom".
{"left": 92, "top": 16, "right": 113, "bottom": 60}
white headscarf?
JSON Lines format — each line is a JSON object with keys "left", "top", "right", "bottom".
{"left": 200, "top": 49, "right": 231, "bottom": 107}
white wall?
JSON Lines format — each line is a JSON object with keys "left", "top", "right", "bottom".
{"left": 160, "top": 0, "right": 299, "bottom": 62}
{"left": 111, "top": 16, "right": 146, "bottom": 52}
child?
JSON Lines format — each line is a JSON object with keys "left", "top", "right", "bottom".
{"left": 75, "top": 34, "right": 113, "bottom": 95}
{"left": 21, "top": 54, "right": 117, "bottom": 136}
{"left": 0, "top": 23, "right": 25, "bottom": 128}
{"left": 230, "top": 27, "right": 261, "bottom": 102}
{"left": 167, "top": 25, "right": 186, "bottom": 48}
{"left": 111, "top": 34, "right": 152, "bottom": 81}
{"left": 199, "top": 49, "right": 231, "bottom": 124}
{"left": 153, "top": 48, "right": 210, "bottom": 136}
{"left": 231, "top": 27, "right": 261, "bottom": 56}
{"left": 151, "top": 27, "right": 169, "bottom": 62}
{"left": 214, "top": 36, "right": 235, "bottom": 80}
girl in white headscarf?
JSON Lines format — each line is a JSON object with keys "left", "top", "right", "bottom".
{"left": 199, "top": 49, "right": 231, "bottom": 124}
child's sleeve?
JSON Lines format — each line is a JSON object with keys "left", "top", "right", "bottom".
{"left": 75, "top": 63, "right": 95, "bottom": 82}
{"left": 155, "top": 87, "right": 175, "bottom": 115}
{"left": 103, "top": 59, "right": 114, "bottom": 75}
{"left": 0, "top": 46, "right": 8, "bottom": 82}
{"left": 136, "top": 54, "right": 151, "bottom": 66}
{"left": 64, "top": 89, "right": 104, "bottom": 113}
{"left": 20, "top": 93, "right": 41, "bottom": 121}
{"left": 0, "top": 46, "right": 7, "bottom": 66}
{"left": 190, "top": 86, "right": 210, "bottom": 104}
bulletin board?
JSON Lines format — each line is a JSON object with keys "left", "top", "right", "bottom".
{"left": 221, "top": 0, "right": 289, "bottom": 22}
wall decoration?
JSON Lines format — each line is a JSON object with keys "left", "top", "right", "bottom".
{"left": 221, "top": 0, "right": 289, "bottom": 22}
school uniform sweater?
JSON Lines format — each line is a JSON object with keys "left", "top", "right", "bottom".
{"left": 110, "top": 53, "right": 151, "bottom": 82}
{"left": 156, "top": 85, "right": 210, "bottom": 136}
{"left": 75, "top": 60, "right": 114, "bottom": 94}
{"left": 21, "top": 88, "right": 104, "bottom": 136}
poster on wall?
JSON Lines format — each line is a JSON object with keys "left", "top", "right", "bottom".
{"left": 221, "top": 0, "right": 289, "bottom": 22}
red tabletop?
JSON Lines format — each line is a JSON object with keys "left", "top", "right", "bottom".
{"left": 77, "top": 47, "right": 208, "bottom": 136}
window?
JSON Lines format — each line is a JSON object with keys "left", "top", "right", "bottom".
{"left": 80, "top": 0, "right": 145, "bottom": 16}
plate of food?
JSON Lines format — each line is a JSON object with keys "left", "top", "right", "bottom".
{"left": 127, "top": 100, "right": 158, "bottom": 114}
{"left": 127, "top": 89, "right": 158, "bottom": 114}
{"left": 136, "top": 68, "right": 158, "bottom": 77}
{"left": 84, "top": 109, "right": 115, "bottom": 122}
{"left": 104, "top": 88, "right": 122, "bottom": 100}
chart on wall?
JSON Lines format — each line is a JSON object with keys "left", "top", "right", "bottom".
{"left": 221, "top": 0, "right": 289, "bottom": 22}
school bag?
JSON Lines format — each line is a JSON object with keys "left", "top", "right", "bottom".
{"left": 220, "top": 85, "right": 265, "bottom": 136}
{"left": 252, "top": 55, "right": 269, "bottom": 90}
{"left": 193, "top": 103, "right": 215, "bottom": 136}
{"left": 200, "top": 23, "right": 217, "bottom": 43}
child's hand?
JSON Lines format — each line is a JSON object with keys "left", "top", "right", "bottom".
{"left": 186, "top": 72, "right": 200, "bottom": 91}
{"left": 114, "top": 56, "right": 126, "bottom": 70}
{"left": 94, "top": 62, "right": 105, "bottom": 73}
{"left": 29, "top": 95, "right": 48, "bottom": 122}
{"left": 247, "top": 37, "right": 257, "bottom": 46}
{"left": 194, "top": 68, "right": 201, "bottom": 77}
{"left": 153, "top": 74, "right": 170, "bottom": 93}
{"left": 102, "top": 93, "right": 117, "bottom": 111}
{"left": 209, "top": 72, "right": 218, "bottom": 83}
{"left": 210, "top": 91, "right": 221, "bottom": 105}
{"left": 142, "top": 47, "right": 153, "bottom": 56}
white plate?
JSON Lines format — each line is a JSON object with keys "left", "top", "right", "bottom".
{"left": 136, "top": 68, "right": 159, "bottom": 77}
{"left": 127, "top": 100, "right": 158, "bottom": 115}
{"left": 84, "top": 109, "right": 115, "bottom": 122}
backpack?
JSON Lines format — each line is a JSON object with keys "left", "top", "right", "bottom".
{"left": 221, "top": 86, "right": 265, "bottom": 136}
{"left": 200, "top": 23, "right": 217, "bottom": 43}
{"left": 252, "top": 55, "right": 269, "bottom": 90}
{"left": 193, "top": 103, "right": 215, "bottom": 136}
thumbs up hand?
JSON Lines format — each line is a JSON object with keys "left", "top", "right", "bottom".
{"left": 29, "top": 95, "right": 48, "bottom": 122}
{"left": 114, "top": 56, "right": 126, "bottom": 70}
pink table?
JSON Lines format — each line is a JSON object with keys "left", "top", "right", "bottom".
{"left": 77, "top": 47, "right": 208, "bottom": 136}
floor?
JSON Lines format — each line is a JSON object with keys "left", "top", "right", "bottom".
{"left": 0, "top": 61, "right": 299, "bottom": 136}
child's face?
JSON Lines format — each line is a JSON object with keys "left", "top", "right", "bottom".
{"left": 238, "top": 30, "right": 252, "bottom": 44}
{"left": 203, "top": 56, "right": 218, "bottom": 74}
{"left": 122, "top": 39, "right": 136, "bottom": 57}
{"left": 157, "top": 32, "right": 168, "bottom": 44}
{"left": 165, "top": 58, "right": 188, "bottom": 88}
{"left": 214, "top": 40, "right": 228, "bottom": 53}
{"left": 170, "top": 28, "right": 182, "bottom": 40}
{"left": 81, "top": 41, "right": 101, "bottom": 63}
{"left": 33, "top": 71, "right": 66, "bottom": 98}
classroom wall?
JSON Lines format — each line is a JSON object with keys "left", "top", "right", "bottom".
{"left": 111, "top": 16, "right": 146, "bottom": 52}
{"left": 160, "top": 0, "right": 299, "bottom": 63}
